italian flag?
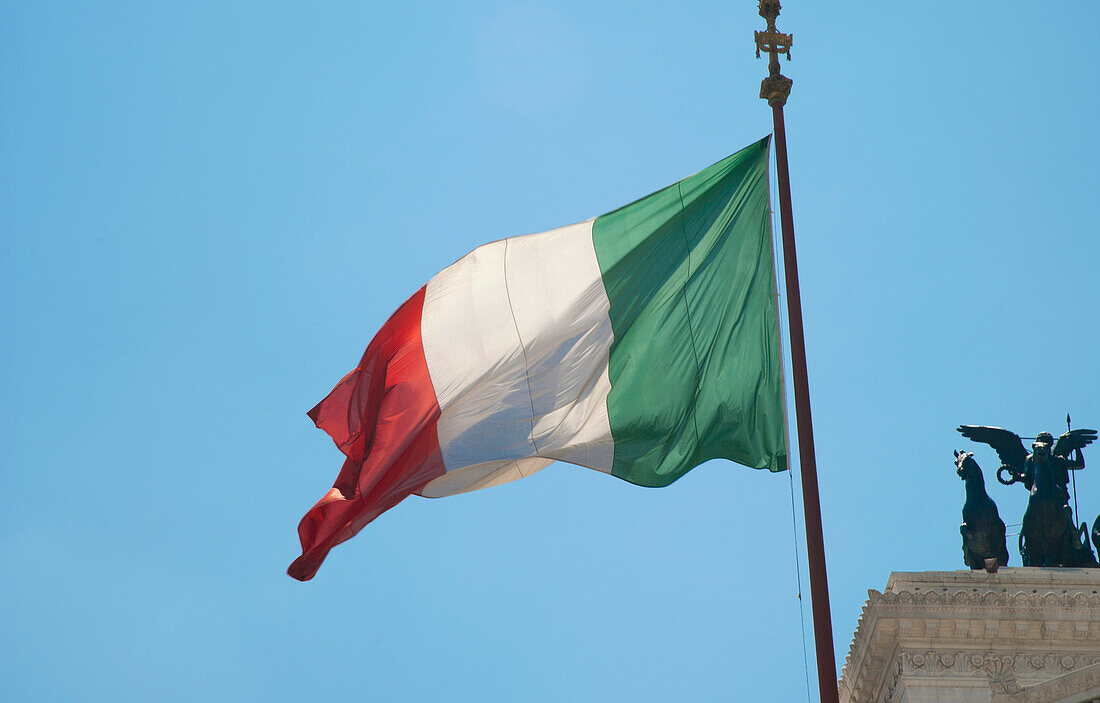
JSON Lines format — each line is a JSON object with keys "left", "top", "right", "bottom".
{"left": 289, "top": 137, "right": 787, "bottom": 581}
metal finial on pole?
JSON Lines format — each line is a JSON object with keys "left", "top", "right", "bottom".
{"left": 755, "top": 4, "right": 840, "bottom": 703}
{"left": 755, "top": 1, "right": 793, "bottom": 106}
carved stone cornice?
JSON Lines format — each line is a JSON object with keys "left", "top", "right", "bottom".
{"left": 992, "top": 662, "right": 1100, "bottom": 703}
{"left": 866, "top": 588, "right": 1100, "bottom": 610}
{"left": 840, "top": 569, "right": 1100, "bottom": 703}
{"left": 897, "top": 650, "right": 1100, "bottom": 685}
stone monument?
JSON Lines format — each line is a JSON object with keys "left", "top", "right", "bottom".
{"left": 839, "top": 569, "right": 1100, "bottom": 703}
{"left": 840, "top": 426, "right": 1100, "bottom": 703}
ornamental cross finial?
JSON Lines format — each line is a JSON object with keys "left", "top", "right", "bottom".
{"left": 755, "top": 0, "right": 793, "bottom": 107}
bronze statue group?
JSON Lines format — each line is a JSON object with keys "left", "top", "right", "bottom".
{"left": 954, "top": 423, "right": 1099, "bottom": 571}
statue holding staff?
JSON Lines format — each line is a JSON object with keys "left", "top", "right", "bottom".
{"left": 957, "top": 425, "right": 1097, "bottom": 567}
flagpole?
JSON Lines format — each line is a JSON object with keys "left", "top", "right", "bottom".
{"left": 755, "top": 3, "right": 840, "bottom": 703}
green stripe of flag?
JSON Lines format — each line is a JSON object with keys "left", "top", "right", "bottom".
{"left": 592, "top": 136, "right": 787, "bottom": 486}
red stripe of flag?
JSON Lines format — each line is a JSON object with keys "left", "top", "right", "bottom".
{"left": 288, "top": 287, "right": 445, "bottom": 581}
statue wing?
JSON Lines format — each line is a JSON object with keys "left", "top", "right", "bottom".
{"left": 1052, "top": 428, "right": 1098, "bottom": 457}
{"left": 957, "top": 425, "right": 1028, "bottom": 467}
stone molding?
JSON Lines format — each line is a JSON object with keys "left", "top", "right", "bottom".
{"left": 866, "top": 589, "right": 1100, "bottom": 609}
{"left": 897, "top": 650, "right": 1100, "bottom": 690}
{"left": 992, "top": 662, "right": 1100, "bottom": 703}
{"left": 840, "top": 570, "right": 1100, "bottom": 703}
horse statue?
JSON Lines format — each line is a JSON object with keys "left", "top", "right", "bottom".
{"left": 958, "top": 425, "right": 1097, "bottom": 567}
{"left": 954, "top": 450, "right": 1009, "bottom": 572}
{"left": 1068, "top": 519, "right": 1100, "bottom": 567}
{"left": 1094, "top": 514, "right": 1100, "bottom": 557}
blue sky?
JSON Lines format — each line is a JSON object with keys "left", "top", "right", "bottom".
{"left": 2, "top": 2, "right": 1098, "bottom": 701}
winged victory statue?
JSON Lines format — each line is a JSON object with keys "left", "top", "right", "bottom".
{"left": 957, "top": 424, "right": 1098, "bottom": 567}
